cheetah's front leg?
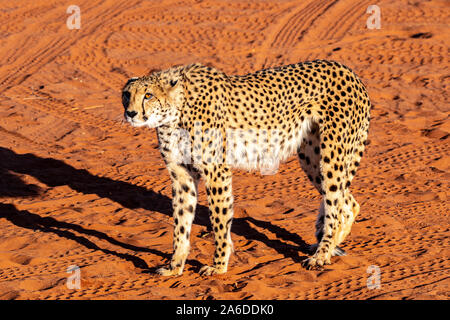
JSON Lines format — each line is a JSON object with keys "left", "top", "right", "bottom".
{"left": 156, "top": 164, "right": 198, "bottom": 276}
{"left": 199, "top": 164, "right": 234, "bottom": 276}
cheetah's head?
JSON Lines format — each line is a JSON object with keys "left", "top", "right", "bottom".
{"left": 122, "top": 71, "right": 183, "bottom": 128}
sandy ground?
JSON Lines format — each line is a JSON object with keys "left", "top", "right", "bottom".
{"left": 0, "top": 0, "right": 448, "bottom": 300}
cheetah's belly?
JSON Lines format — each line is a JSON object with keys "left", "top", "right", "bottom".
{"left": 224, "top": 119, "right": 312, "bottom": 172}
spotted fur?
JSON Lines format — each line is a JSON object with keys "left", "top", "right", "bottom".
{"left": 122, "top": 60, "right": 371, "bottom": 275}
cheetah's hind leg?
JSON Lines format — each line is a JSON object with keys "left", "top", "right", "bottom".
{"left": 309, "top": 201, "right": 347, "bottom": 257}
{"left": 297, "top": 122, "right": 346, "bottom": 267}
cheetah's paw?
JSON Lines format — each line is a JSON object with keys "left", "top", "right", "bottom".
{"left": 199, "top": 265, "right": 226, "bottom": 276}
{"left": 309, "top": 244, "right": 346, "bottom": 257}
{"left": 302, "top": 255, "right": 331, "bottom": 270}
{"left": 156, "top": 266, "right": 182, "bottom": 276}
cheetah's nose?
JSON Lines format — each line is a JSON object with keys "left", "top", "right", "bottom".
{"left": 126, "top": 110, "right": 137, "bottom": 118}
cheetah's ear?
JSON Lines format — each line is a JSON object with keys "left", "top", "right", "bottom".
{"left": 163, "top": 75, "right": 181, "bottom": 92}
{"left": 165, "top": 77, "right": 183, "bottom": 104}
{"left": 123, "top": 77, "right": 139, "bottom": 90}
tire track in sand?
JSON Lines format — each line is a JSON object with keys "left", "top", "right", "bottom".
{"left": 315, "top": 0, "right": 371, "bottom": 41}
{"left": 257, "top": 0, "right": 338, "bottom": 68}
{"left": 0, "top": 0, "right": 140, "bottom": 94}
{"left": 270, "top": 0, "right": 339, "bottom": 48}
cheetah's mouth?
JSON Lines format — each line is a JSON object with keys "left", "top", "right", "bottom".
{"left": 128, "top": 120, "right": 148, "bottom": 128}
{"left": 125, "top": 114, "right": 163, "bottom": 128}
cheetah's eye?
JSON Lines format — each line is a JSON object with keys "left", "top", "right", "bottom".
{"left": 144, "top": 93, "right": 153, "bottom": 100}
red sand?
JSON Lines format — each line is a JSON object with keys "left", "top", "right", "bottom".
{"left": 0, "top": 0, "right": 448, "bottom": 299}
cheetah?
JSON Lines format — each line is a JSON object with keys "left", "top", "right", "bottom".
{"left": 122, "top": 60, "right": 371, "bottom": 275}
